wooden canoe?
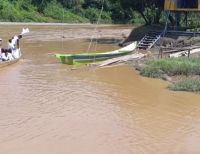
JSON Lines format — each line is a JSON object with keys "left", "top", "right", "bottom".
{"left": 0, "top": 50, "right": 22, "bottom": 68}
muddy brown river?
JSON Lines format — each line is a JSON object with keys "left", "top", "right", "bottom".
{"left": 0, "top": 24, "right": 200, "bottom": 154}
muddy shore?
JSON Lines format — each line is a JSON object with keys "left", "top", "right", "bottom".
{"left": 121, "top": 25, "right": 200, "bottom": 92}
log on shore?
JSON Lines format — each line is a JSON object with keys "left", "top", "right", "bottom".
{"left": 161, "top": 46, "right": 200, "bottom": 53}
{"left": 169, "top": 48, "right": 200, "bottom": 58}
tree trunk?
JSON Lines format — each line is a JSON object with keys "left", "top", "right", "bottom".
{"left": 138, "top": 11, "right": 150, "bottom": 25}
{"left": 169, "top": 14, "right": 175, "bottom": 25}
{"left": 154, "top": 9, "right": 162, "bottom": 24}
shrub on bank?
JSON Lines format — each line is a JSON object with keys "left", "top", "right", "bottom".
{"left": 141, "top": 57, "right": 200, "bottom": 77}
{"left": 0, "top": 0, "right": 113, "bottom": 23}
{"left": 140, "top": 57, "right": 200, "bottom": 92}
{"left": 140, "top": 66, "right": 163, "bottom": 78}
{"left": 0, "top": 0, "right": 21, "bottom": 21}
{"left": 84, "top": 7, "right": 112, "bottom": 23}
{"left": 169, "top": 78, "right": 200, "bottom": 92}
{"left": 0, "top": 0, "right": 51, "bottom": 22}
{"left": 43, "top": 1, "right": 89, "bottom": 23}
{"left": 0, "top": 0, "right": 89, "bottom": 23}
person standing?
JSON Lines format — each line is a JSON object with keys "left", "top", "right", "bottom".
{"left": 7, "top": 39, "right": 14, "bottom": 54}
{"left": 8, "top": 34, "right": 22, "bottom": 58}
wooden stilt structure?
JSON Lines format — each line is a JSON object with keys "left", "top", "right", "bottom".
{"left": 164, "top": 0, "right": 200, "bottom": 33}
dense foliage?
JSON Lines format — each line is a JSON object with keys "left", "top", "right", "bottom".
{"left": 0, "top": 0, "right": 199, "bottom": 26}
{"left": 0, "top": 0, "right": 164, "bottom": 24}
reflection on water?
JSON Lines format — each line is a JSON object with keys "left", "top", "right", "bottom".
{"left": 0, "top": 24, "right": 200, "bottom": 154}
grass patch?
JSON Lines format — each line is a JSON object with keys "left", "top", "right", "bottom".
{"left": 140, "top": 57, "right": 200, "bottom": 77}
{"left": 140, "top": 66, "right": 163, "bottom": 78}
{"left": 169, "top": 78, "right": 200, "bottom": 92}
{"left": 140, "top": 57, "right": 200, "bottom": 92}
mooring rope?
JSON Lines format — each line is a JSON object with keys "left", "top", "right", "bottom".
{"left": 61, "top": 8, "right": 65, "bottom": 51}
{"left": 87, "top": 0, "right": 104, "bottom": 53}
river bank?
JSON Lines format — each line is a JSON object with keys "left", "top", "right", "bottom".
{"left": 121, "top": 25, "right": 200, "bottom": 93}
{"left": 0, "top": 22, "right": 91, "bottom": 26}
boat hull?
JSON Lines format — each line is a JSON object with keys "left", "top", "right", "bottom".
{"left": 0, "top": 58, "right": 20, "bottom": 68}
{"left": 0, "top": 51, "right": 22, "bottom": 68}
{"left": 56, "top": 50, "right": 131, "bottom": 65}
{"left": 55, "top": 41, "right": 137, "bottom": 65}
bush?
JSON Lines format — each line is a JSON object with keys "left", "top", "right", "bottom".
{"left": 140, "top": 57, "right": 200, "bottom": 92}
{"left": 43, "top": 1, "right": 88, "bottom": 23}
{"left": 0, "top": 0, "right": 50, "bottom": 22}
{"left": 144, "top": 58, "right": 200, "bottom": 76}
{"left": 0, "top": 0, "right": 133, "bottom": 23}
{"left": 0, "top": 1, "right": 22, "bottom": 21}
{"left": 169, "top": 78, "right": 200, "bottom": 92}
{"left": 130, "top": 11, "right": 145, "bottom": 25}
{"left": 140, "top": 66, "right": 163, "bottom": 78}
{"left": 84, "top": 7, "right": 112, "bottom": 23}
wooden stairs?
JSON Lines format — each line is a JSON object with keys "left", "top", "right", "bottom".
{"left": 137, "top": 31, "right": 162, "bottom": 50}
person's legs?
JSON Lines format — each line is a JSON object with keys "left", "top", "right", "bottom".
{"left": 8, "top": 48, "right": 12, "bottom": 53}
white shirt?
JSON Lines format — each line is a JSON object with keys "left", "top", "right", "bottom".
{"left": 12, "top": 49, "right": 21, "bottom": 59}
{"left": 0, "top": 48, "right": 2, "bottom": 59}
{"left": 2, "top": 52, "right": 14, "bottom": 61}
{"left": 11, "top": 35, "right": 19, "bottom": 50}
{"left": 8, "top": 42, "right": 15, "bottom": 51}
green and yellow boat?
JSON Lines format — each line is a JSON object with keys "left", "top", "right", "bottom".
{"left": 55, "top": 42, "right": 137, "bottom": 65}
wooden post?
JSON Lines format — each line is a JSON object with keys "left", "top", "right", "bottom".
{"left": 175, "top": 12, "right": 180, "bottom": 30}
{"left": 188, "top": 49, "right": 190, "bottom": 58}
{"left": 185, "top": 12, "right": 188, "bottom": 27}
{"left": 159, "top": 47, "right": 163, "bottom": 59}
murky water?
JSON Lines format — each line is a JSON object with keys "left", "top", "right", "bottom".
{"left": 0, "top": 24, "right": 200, "bottom": 154}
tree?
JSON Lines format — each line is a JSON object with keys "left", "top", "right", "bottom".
{"left": 31, "top": 0, "right": 55, "bottom": 12}
{"left": 58, "top": 0, "right": 85, "bottom": 8}
{"left": 110, "top": 0, "right": 164, "bottom": 25}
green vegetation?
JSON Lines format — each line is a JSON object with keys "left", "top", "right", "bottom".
{"left": 169, "top": 78, "right": 200, "bottom": 92}
{"left": 0, "top": 0, "right": 199, "bottom": 26}
{"left": 141, "top": 58, "right": 200, "bottom": 77}
{"left": 0, "top": 0, "right": 119, "bottom": 23}
{"left": 43, "top": 1, "right": 88, "bottom": 23}
{"left": 0, "top": 0, "right": 160, "bottom": 24}
{"left": 110, "top": 0, "right": 163, "bottom": 24}
{"left": 140, "top": 57, "right": 200, "bottom": 92}
{"left": 140, "top": 66, "right": 163, "bottom": 78}
{"left": 0, "top": 0, "right": 50, "bottom": 22}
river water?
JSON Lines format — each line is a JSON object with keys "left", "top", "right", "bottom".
{"left": 0, "top": 24, "right": 200, "bottom": 154}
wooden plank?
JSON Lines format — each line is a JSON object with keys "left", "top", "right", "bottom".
{"left": 91, "top": 53, "right": 146, "bottom": 67}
